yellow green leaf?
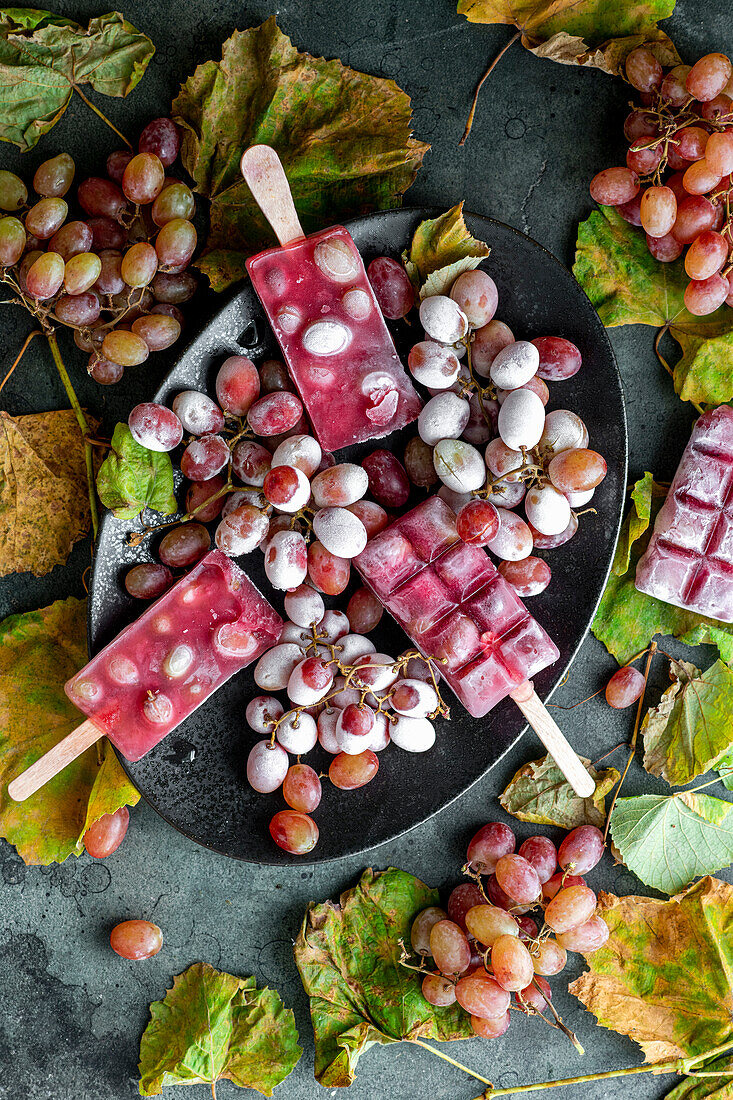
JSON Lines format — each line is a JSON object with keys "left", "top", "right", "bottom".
{"left": 172, "top": 17, "right": 429, "bottom": 292}
{"left": 643, "top": 659, "right": 733, "bottom": 787}
{"left": 613, "top": 470, "right": 657, "bottom": 576}
{"left": 592, "top": 474, "right": 733, "bottom": 666}
{"left": 574, "top": 206, "right": 733, "bottom": 407}
{"left": 0, "top": 10, "right": 155, "bottom": 151}
{"left": 570, "top": 878, "right": 733, "bottom": 1062}
{"left": 138, "top": 962, "right": 301, "bottom": 1096}
{"left": 0, "top": 598, "right": 139, "bottom": 865}
{"left": 457, "top": 0, "right": 679, "bottom": 75}
{"left": 0, "top": 409, "right": 98, "bottom": 577}
{"left": 96, "top": 423, "right": 177, "bottom": 521}
{"left": 500, "top": 753, "right": 620, "bottom": 828}
{"left": 401, "top": 202, "right": 490, "bottom": 298}
{"left": 294, "top": 867, "right": 473, "bottom": 1087}
{"left": 610, "top": 791, "right": 733, "bottom": 894}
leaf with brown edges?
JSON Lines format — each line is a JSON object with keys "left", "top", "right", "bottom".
{"left": 500, "top": 753, "right": 620, "bottom": 828}
{"left": 172, "top": 17, "right": 429, "bottom": 292}
{"left": 0, "top": 409, "right": 98, "bottom": 577}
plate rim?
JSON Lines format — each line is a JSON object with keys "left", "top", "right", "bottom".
{"left": 88, "top": 206, "right": 628, "bottom": 864}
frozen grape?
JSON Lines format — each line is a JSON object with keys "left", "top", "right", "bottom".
{"left": 265, "top": 529, "right": 308, "bottom": 590}
{"left": 606, "top": 664, "right": 646, "bottom": 708}
{"left": 245, "top": 695, "right": 284, "bottom": 734}
{"left": 418, "top": 392, "right": 471, "bottom": 447}
{"left": 171, "top": 391, "right": 225, "bottom": 436}
{"left": 264, "top": 465, "right": 311, "bottom": 513}
{"left": 232, "top": 440, "right": 271, "bottom": 487}
{"left": 180, "top": 435, "right": 230, "bottom": 482}
{"left": 248, "top": 392, "right": 303, "bottom": 436}
{"left": 525, "top": 484, "right": 572, "bottom": 536}
{"left": 538, "top": 409, "right": 588, "bottom": 457}
{"left": 254, "top": 644, "right": 304, "bottom": 691}
{"left": 389, "top": 714, "right": 436, "bottom": 752}
{"left": 215, "top": 504, "right": 269, "bottom": 556}
{"left": 419, "top": 295, "right": 469, "bottom": 343}
{"left": 311, "top": 463, "right": 368, "bottom": 507}
{"left": 433, "top": 439, "right": 486, "bottom": 493}
{"left": 450, "top": 269, "right": 498, "bottom": 327}
{"left": 489, "top": 340, "right": 539, "bottom": 389}
{"left": 361, "top": 450, "right": 410, "bottom": 508}
{"left": 276, "top": 711, "right": 318, "bottom": 755}
{"left": 498, "top": 557, "right": 551, "bottom": 597}
{"left": 128, "top": 403, "right": 183, "bottom": 451}
{"left": 312, "top": 507, "right": 367, "bottom": 558}
{"left": 407, "top": 340, "right": 461, "bottom": 389}
{"left": 284, "top": 584, "right": 325, "bottom": 628}
{"left": 558, "top": 825, "right": 604, "bottom": 874}
{"left": 272, "top": 435, "right": 322, "bottom": 478}
{"left": 497, "top": 388, "right": 545, "bottom": 450}
{"left": 486, "top": 508, "right": 533, "bottom": 561}
{"left": 247, "top": 740, "right": 289, "bottom": 793}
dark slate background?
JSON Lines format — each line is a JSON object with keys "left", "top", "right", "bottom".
{"left": 0, "top": 2, "right": 727, "bottom": 1098}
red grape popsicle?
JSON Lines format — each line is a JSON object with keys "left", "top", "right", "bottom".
{"left": 242, "top": 145, "right": 422, "bottom": 453}
{"left": 8, "top": 551, "right": 282, "bottom": 800}
{"left": 354, "top": 496, "right": 594, "bottom": 797}
{"left": 636, "top": 406, "right": 733, "bottom": 622}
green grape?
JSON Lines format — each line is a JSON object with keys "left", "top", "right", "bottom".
{"left": 33, "top": 153, "right": 75, "bottom": 197}
{"left": 122, "top": 152, "right": 165, "bottom": 204}
{"left": 102, "top": 329, "right": 149, "bottom": 366}
{"left": 151, "top": 181, "right": 194, "bottom": 226}
{"left": 155, "top": 218, "right": 196, "bottom": 268}
{"left": 131, "top": 312, "right": 181, "bottom": 350}
{"left": 0, "top": 215, "right": 26, "bottom": 265}
{"left": 121, "top": 242, "right": 158, "bottom": 288}
{"left": 25, "top": 252, "right": 65, "bottom": 298}
{"left": 25, "top": 197, "right": 67, "bottom": 239}
{"left": 64, "top": 252, "right": 102, "bottom": 295}
{"left": 0, "top": 170, "right": 28, "bottom": 212}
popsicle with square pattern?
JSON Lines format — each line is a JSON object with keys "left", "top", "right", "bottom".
{"left": 635, "top": 406, "right": 733, "bottom": 622}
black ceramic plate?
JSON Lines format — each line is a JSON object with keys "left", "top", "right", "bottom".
{"left": 89, "top": 208, "right": 627, "bottom": 864}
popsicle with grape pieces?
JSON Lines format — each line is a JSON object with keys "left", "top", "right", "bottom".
{"left": 635, "top": 405, "right": 733, "bottom": 622}
{"left": 8, "top": 551, "right": 282, "bottom": 801}
{"left": 241, "top": 145, "right": 422, "bottom": 453}
{"left": 354, "top": 496, "right": 595, "bottom": 797}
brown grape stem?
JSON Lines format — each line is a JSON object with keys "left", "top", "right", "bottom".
{"left": 459, "top": 31, "right": 521, "bottom": 146}
{"left": 472, "top": 1038, "right": 733, "bottom": 1097}
{"left": 0, "top": 328, "right": 42, "bottom": 394}
{"left": 47, "top": 331, "right": 99, "bottom": 544}
{"left": 72, "top": 85, "right": 133, "bottom": 149}
{"left": 654, "top": 324, "right": 705, "bottom": 416}
{"left": 409, "top": 1039, "right": 494, "bottom": 1087}
{"left": 602, "top": 640, "right": 656, "bottom": 844}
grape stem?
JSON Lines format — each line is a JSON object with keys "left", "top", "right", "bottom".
{"left": 71, "top": 84, "right": 133, "bottom": 149}
{"left": 602, "top": 640, "right": 657, "bottom": 844}
{"left": 47, "top": 331, "right": 99, "bottom": 543}
{"left": 0, "top": 328, "right": 42, "bottom": 394}
{"left": 409, "top": 1039, "right": 494, "bottom": 1087}
{"left": 459, "top": 31, "right": 521, "bottom": 146}
{"left": 654, "top": 325, "right": 705, "bottom": 416}
{"left": 471, "top": 1038, "right": 733, "bottom": 1097}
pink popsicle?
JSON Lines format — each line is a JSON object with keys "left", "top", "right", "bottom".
{"left": 354, "top": 496, "right": 560, "bottom": 718}
{"left": 635, "top": 405, "right": 733, "bottom": 622}
{"left": 242, "top": 147, "right": 422, "bottom": 452}
{"left": 64, "top": 550, "right": 283, "bottom": 761}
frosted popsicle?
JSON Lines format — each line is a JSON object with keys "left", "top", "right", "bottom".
{"left": 354, "top": 496, "right": 559, "bottom": 718}
{"left": 64, "top": 550, "right": 283, "bottom": 761}
{"left": 635, "top": 405, "right": 733, "bottom": 622}
{"left": 242, "top": 146, "right": 422, "bottom": 452}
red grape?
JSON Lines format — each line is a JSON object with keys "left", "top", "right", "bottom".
{"left": 269, "top": 810, "right": 319, "bottom": 854}
{"left": 625, "top": 47, "right": 663, "bottom": 92}
{"left": 110, "top": 920, "right": 163, "bottom": 960}
{"left": 329, "top": 750, "right": 379, "bottom": 790}
{"left": 185, "top": 476, "right": 227, "bottom": 522}
{"left": 346, "top": 586, "right": 383, "bottom": 633}
{"left": 606, "top": 664, "right": 646, "bottom": 708}
{"left": 307, "top": 541, "right": 350, "bottom": 594}
{"left": 125, "top": 562, "right": 173, "bottom": 599}
{"left": 544, "top": 885, "right": 597, "bottom": 933}
{"left": 83, "top": 806, "right": 129, "bottom": 857}
{"left": 558, "top": 825, "right": 604, "bottom": 874}
{"left": 78, "top": 177, "right": 126, "bottom": 220}
{"left": 685, "top": 272, "right": 730, "bottom": 315}
{"left": 494, "top": 854, "right": 541, "bottom": 905}
{"left": 456, "top": 499, "right": 500, "bottom": 546}
{"left": 531, "top": 336, "right": 582, "bottom": 381}
{"left": 687, "top": 53, "right": 733, "bottom": 101}
{"left": 283, "top": 764, "right": 322, "bottom": 813}
{"left": 446, "top": 883, "right": 485, "bottom": 932}
{"left": 367, "top": 255, "right": 415, "bottom": 319}
{"left": 517, "top": 836, "right": 556, "bottom": 883}
{"left": 497, "top": 557, "right": 551, "bottom": 597}
{"left": 158, "top": 523, "right": 210, "bottom": 567}
{"left": 138, "top": 118, "right": 182, "bottom": 166}
{"left": 589, "top": 167, "right": 639, "bottom": 205}
{"left": 467, "top": 822, "right": 515, "bottom": 874}
{"left": 362, "top": 449, "right": 410, "bottom": 508}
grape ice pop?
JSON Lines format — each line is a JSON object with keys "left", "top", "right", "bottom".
{"left": 354, "top": 496, "right": 559, "bottom": 718}
{"left": 8, "top": 552, "right": 283, "bottom": 802}
{"left": 242, "top": 146, "right": 422, "bottom": 452}
{"left": 635, "top": 405, "right": 733, "bottom": 621}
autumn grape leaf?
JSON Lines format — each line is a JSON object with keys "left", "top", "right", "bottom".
{"left": 592, "top": 474, "right": 733, "bottom": 666}
{"left": 294, "top": 867, "right": 473, "bottom": 1087}
{"left": 718, "top": 751, "right": 733, "bottom": 792}
{"left": 613, "top": 471, "right": 656, "bottom": 576}
{"left": 138, "top": 962, "right": 301, "bottom": 1096}
{"left": 0, "top": 408, "right": 99, "bottom": 577}
{"left": 500, "top": 753, "right": 620, "bottom": 828}
{"left": 570, "top": 878, "right": 733, "bottom": 1062}
{"left": 610, "top": 791, "right": 733, "bottom": 894}
{"left": 171, "top": 17, "right": 429, "bottom": 292}
{"left": 575, "top": 206, "right": 733, "bottom": 407}
{"left": 0, "top": 10, "right": 154, "bottom": 151}
{"left": 0, "top": 598, "right": 139, "bottom": 866}
{"left": 457, "top": 0, "right": 679, "bottom": 75}
{"left": 97, "top": 423, "right": 177, "bottom": 521}
{"left": 402, "top": 203, "right": 490, "bottom": 298}
{"left": 642, "top": 659, "right": 733, "bottom": 787}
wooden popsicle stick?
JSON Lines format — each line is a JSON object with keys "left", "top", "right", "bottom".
{"left": 509, "top": 682, "right": 596, "bottom": 799}
{"left": 7, "top": 718, "right": 104, "bottom": 802}
{"left": 240, "top": 145, "right": 305, "bottom": 247}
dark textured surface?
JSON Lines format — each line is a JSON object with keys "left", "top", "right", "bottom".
{"left": 89, "top": 210, "right": 625, "bottom": 864}
{"left": 0, "top": 1, "right": 730, "bottom": 1097}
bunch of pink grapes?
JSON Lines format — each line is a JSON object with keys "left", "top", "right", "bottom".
{"left": 367, "top": 257, "right": 608, "bottom": 599}
{"left": 410, "top": 821, "right": 609, "bottom": 1037}
{"left": 0, "top": 117, "right": 198, "bottom": 382}
{"left": 245, "top": 597, "right": 445, "bottom": 855}
{"left": 589, "top": 49, "right": 733, "bottom": 315}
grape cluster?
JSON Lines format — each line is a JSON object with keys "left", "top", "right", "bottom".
{"left": 366, "top": 259, "right": 608, "bottom": 595}
{"left": 0, "top": 117, "right": 197, "bottom": 384}
{"left": 408, "top": 821, "right": 608, "bottom": 1037}
{"left": 245, "top": 602, "right": 448, "bottom": 854}
{"left": 590, "top": 49, "right": 733, "bottom": 315}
